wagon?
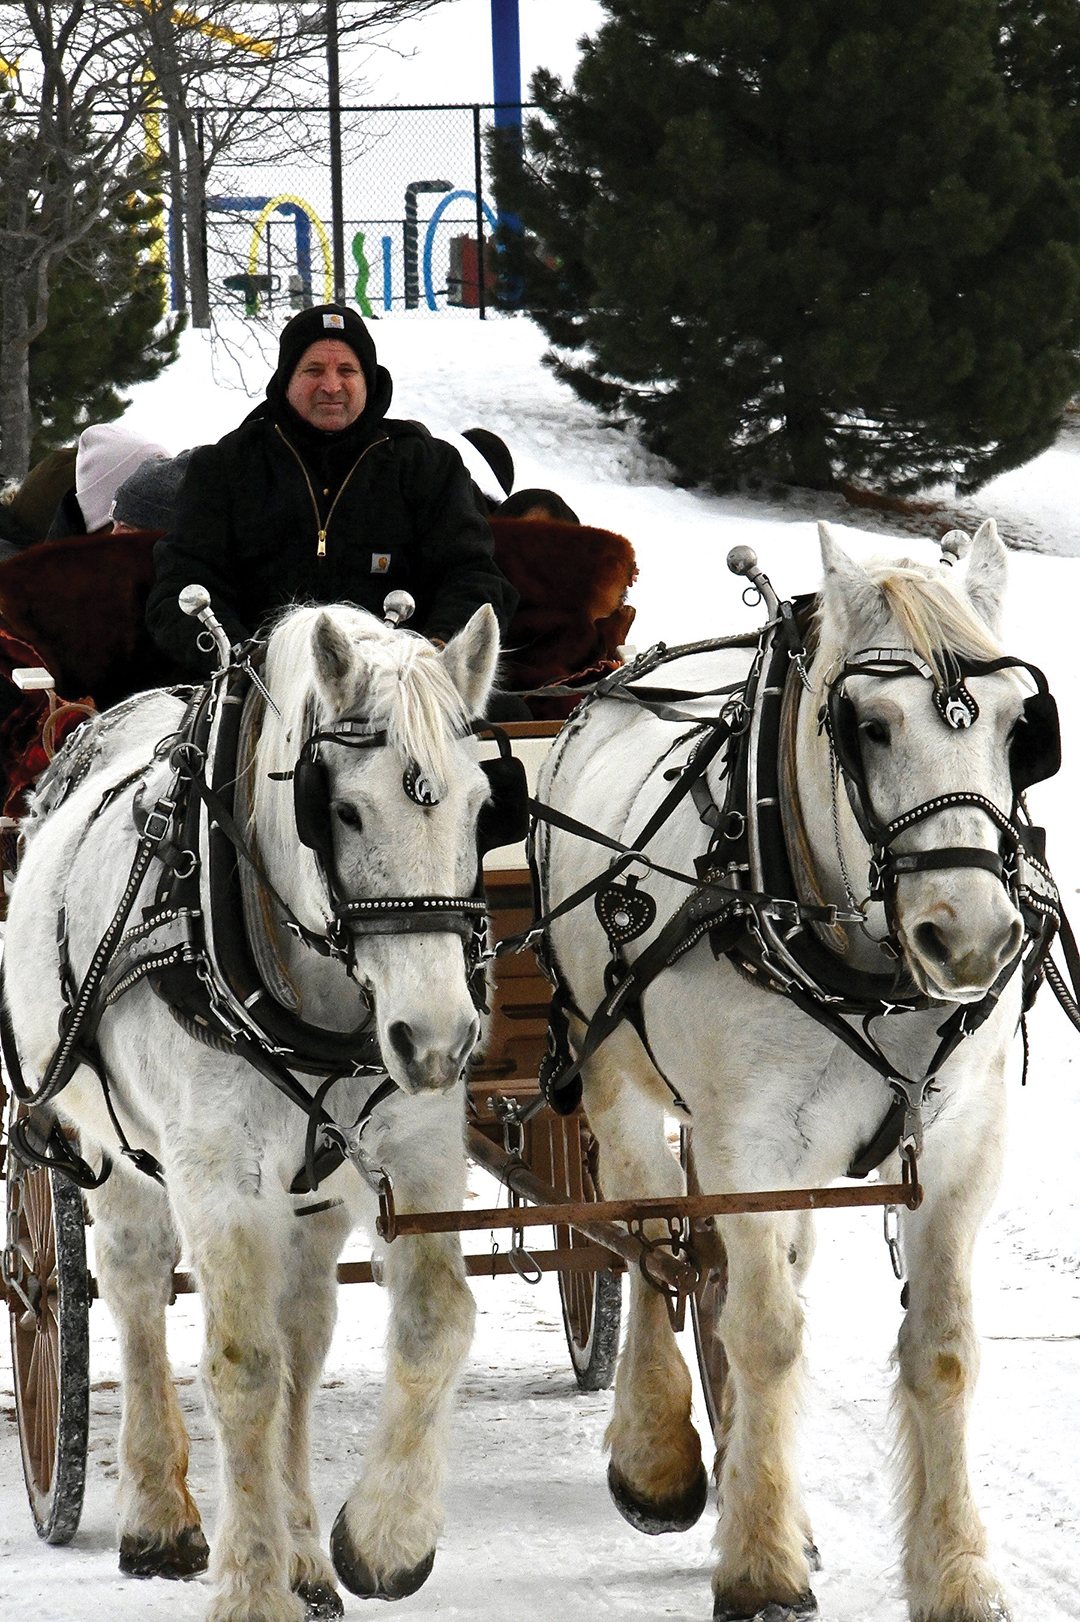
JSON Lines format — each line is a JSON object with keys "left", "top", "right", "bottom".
{"left": 0, "top": 680, "right": 919, "bottom": 1549}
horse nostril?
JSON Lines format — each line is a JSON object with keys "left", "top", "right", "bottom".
{"left": 914, "top": 921, "right": 950, "bottom": 968}
{"left": 999, "top": 919, "right": 1023, "bottom": 966}
{"left": 387, "top": 1021, "right": 415, "bottom": 1066}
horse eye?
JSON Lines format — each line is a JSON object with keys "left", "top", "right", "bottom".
{"left": 335, "top": 803, "right": 362, "bottom": 830}
{"left": 861, "top": 719, "right": 891, "bottom": 747}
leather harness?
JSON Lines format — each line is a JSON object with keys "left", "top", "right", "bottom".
{"left": 528, "top": 595, "right": 1069, "bottom": 1176}
{"left": 1, "top": 650, "right": 522, "bottom": 1196}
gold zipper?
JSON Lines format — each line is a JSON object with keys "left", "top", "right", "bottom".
{"left": 274, "top": 424, "right": 389, "bottom": 559}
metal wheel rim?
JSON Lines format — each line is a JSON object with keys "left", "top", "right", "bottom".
{"left": 554, "top": 1115, "right": 597, "bottom": 1359}
{"left": 7, "top": 1158, "right": 89, "bottom": 1543}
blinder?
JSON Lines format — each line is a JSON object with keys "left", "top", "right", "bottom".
{"left": 293, "top": 723, "right": 388, "bottom": 859}
{"left": 477, "top": 725, "right": 530, "bottom": 855}
{"left": 1010, "top": 689, "right": 1060, "bottom": 795}
{"left": 294, "top": 748, "right": 332, "bottom": 856}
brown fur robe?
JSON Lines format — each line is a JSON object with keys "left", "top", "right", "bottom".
{"left": 0, "top": 530, "right": 173, "bottom": 709}
{"left": 0, "top": 517, "right": 638, "bottom": 720}
{"left": 489, "top": 518, "right": 636, "bottom": 715}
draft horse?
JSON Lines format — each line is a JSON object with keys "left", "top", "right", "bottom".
{"left": 537, "top": 522, "right": 1047, "bottom": 1621}
{"left": 4, "top": 602, "right": 502, "bottom": 1621}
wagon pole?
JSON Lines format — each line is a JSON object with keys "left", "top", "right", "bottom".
{"left": 461, "top": 1126, "right": 699, "bottom": 1293}
{"left": 386, "top": 1155, "right": 921, "bottom": 1240}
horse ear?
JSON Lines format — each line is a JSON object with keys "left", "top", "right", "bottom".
{"left": 311, "top": 611, "right": 355, "bottom": 707}
{"left": 962, "top": 518, "right": 1007, "bottom": 637}
{"left": 441, "top": 604, "right": 500, "bottom": 718}
{"left": 818, "top": 522, "right": 887, "bottom": 642}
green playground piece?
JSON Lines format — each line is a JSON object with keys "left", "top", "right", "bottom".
{"left": 351, "top": 231, "right": 373, "bottom": 318}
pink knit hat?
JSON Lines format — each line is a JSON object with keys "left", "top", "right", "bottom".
{"left": 75, "top": 423, "right": 168, "bottom": 532}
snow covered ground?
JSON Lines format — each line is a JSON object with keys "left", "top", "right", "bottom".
{"left": 1, "top": 313, "right": 1077, "bottom": 1621}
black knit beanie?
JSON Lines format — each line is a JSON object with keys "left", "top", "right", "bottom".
{"left": 273, "top": 305, "right": 378, "bottom": 397}
{"left": 113, "top": 448, "right": 195, "bottom": 531}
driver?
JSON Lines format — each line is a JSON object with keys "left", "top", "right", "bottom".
{"left": 146, "top": 304, "right": 518, "bottom": 675}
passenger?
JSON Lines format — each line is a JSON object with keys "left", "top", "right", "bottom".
{"left": 0, "top": 447, "right": 78, "bottom": 557}
{"left": 45, "top": 423, "right": 169, "bottom": 540}
{"left": 444, "top": 427, "right": 515, "bottom": 515}
{"left": 497, "top": 488, "right": 581, "bottom": 525}
{"left": 146, "top": 305, "right": 519, "bottom": 678}
{"left": 111, "top": 449, "right": 196, "bottom": 534}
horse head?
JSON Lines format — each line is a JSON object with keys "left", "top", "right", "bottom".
{"left": 253, "top": 601, "right": 500, "bottom": 1092}
{"left": 815, "top": 520, "right": 1031, "bottom": 1002}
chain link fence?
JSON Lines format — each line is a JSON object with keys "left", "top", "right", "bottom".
{"left": 188, "top": 103, "right": 523, "bottom": 321}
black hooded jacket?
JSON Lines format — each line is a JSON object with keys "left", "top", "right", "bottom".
{"left": 145, "top": 339, "right": 517, "bottom": 676}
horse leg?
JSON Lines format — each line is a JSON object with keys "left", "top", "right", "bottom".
{"left": 895, "top": 1090, "right": 1008, "bottom": 1622}
{"left": 581, "top": 1034, "right": 707, "bottom": 1534}
{"left": 331, "top": 1127, "right": 475, "bottom": 1600}
{"left": 277, "top": 1206, "right": 352, "bottom": 1622}
{"left": 707, "top": 1199, "right": 815, "bottom": 1620}
{"left": 88, "top": 1163, "right": 209, "bottom": 1579}
{"left": 182, "top": 1188, "right": 299, "bottom": 1622}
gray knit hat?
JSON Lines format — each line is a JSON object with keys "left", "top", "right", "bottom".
{"left": 112, "top": 448, "right": 196, "bottom": 531}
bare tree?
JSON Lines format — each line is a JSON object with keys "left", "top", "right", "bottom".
{"left": 0, "top": 1, "right": 165, "bottom": 478}
{"left": 0, "top": 1, "right": 453, "bottom": 477}
{"left": 113, "top": 1, "right": 454, "bottom": 327}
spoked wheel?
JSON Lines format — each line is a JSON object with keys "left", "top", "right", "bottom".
{"left": 531, "top": 1108, "right": 621, "bottom": 1391}
{"left": 5, "top": 1146, "right": 90, "bottom": 1543}
{"left": 680, "top": 1127, "right": 729, "bottom": 1447}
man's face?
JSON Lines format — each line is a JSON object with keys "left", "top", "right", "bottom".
{"left": 286, "top": 339, "right": 368, "bottom": 430}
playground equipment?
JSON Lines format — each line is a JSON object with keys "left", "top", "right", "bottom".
{"left": 207, "top": 194, "right": 333, "bottom": 315}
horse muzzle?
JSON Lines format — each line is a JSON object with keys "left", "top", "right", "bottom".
{"left": 383, "top": 1015, "right": 479, "bottom": 1093}
{"left": 898, "top": 884, "right": 1024, "bottom": 1003}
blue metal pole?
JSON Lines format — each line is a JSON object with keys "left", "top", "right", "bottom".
{"left": 491, "top": 0, "right": 521, "bottom": 129}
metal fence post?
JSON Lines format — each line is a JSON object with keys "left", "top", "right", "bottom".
{"left": 326, "top": 0, "right": 346, "bottom": 304}
{"left": 473, "top": 105, "right": 486, "bottom": 321}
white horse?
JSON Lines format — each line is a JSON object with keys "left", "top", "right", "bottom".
{"left": 537, "top": 522, "right": 1031, "bottom": 1621}
{"left": 4, "top": 601, "right": 501, "bottom": 1622}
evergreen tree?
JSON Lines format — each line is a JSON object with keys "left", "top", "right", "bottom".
{"left": 493, "top": 0, "right": 1080, "bottom": 493}
{"left": 28, "top": 186, "right": 182, "bottom": 463}
{"left": 996, "top": 2, "right": 1080, "bottom": 177}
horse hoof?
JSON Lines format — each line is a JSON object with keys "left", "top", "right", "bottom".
{"left": 805, "top": 1542, "right": 822, "bottom": 1572}
{"left": 330, "top": 1506, "right": 435, "bottom": 1600}
{"left": 607, "top": 1459, "right": 708, "bottom": 1534}
{"left": 296, "top": 1578, "right": 345, "bottom": 1619}
{"left": 119, "top": 1524, "right": 210, "bottom": 1579}
{"left": 713, "top": 1593, "right": 818, "bottom": 1621}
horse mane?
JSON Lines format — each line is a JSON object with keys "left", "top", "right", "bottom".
{"left": 249, "top": 602, "right": 467, "bottom": 865}
{"left": 822, "top": 556, "right": 1003, "bottom": 682}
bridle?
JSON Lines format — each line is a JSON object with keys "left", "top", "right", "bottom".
{"left": 820, "top": 647, "right": 1061, "bottom": 930}
{"left": 286, "top": 715, "right": 528, "bottom": 974}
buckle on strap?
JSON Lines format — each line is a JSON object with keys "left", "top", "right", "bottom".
{"left": 139, "top": 796, "right": 176, "bottom": 846}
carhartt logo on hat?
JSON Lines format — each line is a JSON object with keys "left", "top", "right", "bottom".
{"left": 322, "top": 312, "right": 345, "bottom": 329}
{"left": 371, "top": 553, "right": 390, "bottom": 573}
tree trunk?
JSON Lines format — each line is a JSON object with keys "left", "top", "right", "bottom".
{"left": 178, "top": 108, "right": 210, "bottom": 328}
{"left": 783, "top": 384, "right": 835, "bottom": 490}
{"left": 0, "top": 273, "right": 36, "bottom": 482}
{"left": 167, "top": 113, "right": 187, "bottom": 314}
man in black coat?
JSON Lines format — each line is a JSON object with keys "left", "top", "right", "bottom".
{"left": 145, "top": 305, "right": 518, "bottom": 676}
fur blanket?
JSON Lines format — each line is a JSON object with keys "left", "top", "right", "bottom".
{"left": 0, "top": 517, "right": 637, "bottom": 747}
{"left": 0, "top": 529, "right": 172, "bottom": 709}
{"left": 489, "top": 518, "right": 637, "bottom": 716}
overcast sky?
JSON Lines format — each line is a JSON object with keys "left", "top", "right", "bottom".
{"left": 348, "top": 0, "right": 606, "bottom": 105}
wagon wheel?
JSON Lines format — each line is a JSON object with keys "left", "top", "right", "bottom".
{"left": 532, "top": 1109, "right": 621, "bottom": 1390}
{"left": 680, "top": 1127, "right": 729, "bottom": 1448}
{"left": 5, "top": 1146, "right": 90, "bottom": 1543}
